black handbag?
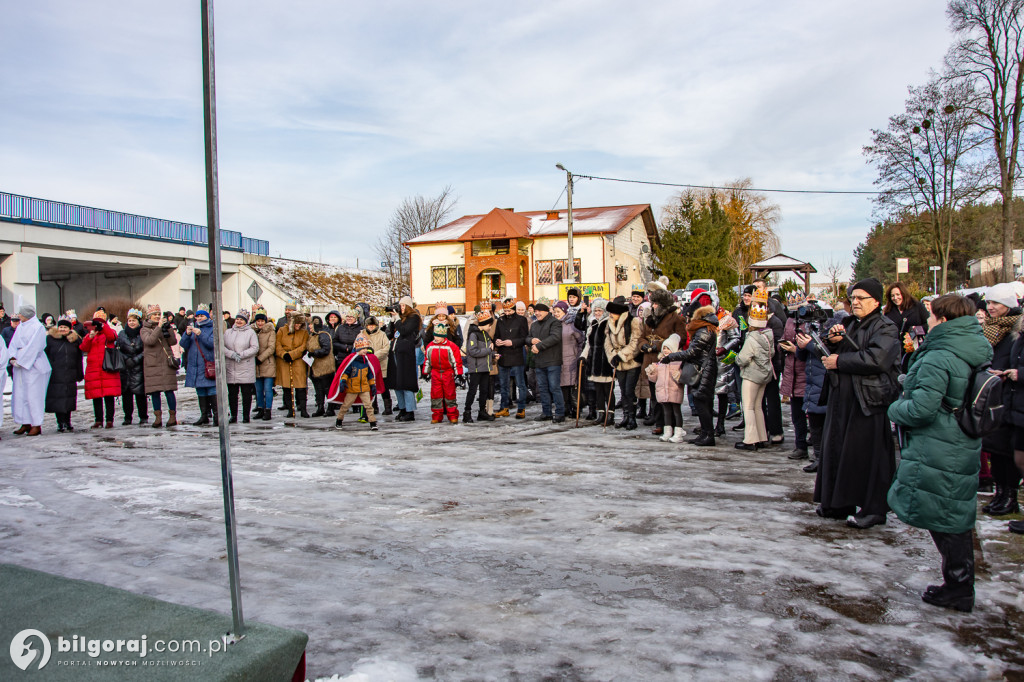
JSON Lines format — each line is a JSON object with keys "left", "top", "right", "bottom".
{"left": 674, "top": 361, "right": 702, "bottom": 388}
{"left": 103, "top": 345, "right": 125, "bottom": 373}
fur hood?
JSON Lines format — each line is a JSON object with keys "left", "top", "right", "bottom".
{"left": 48, "top": 327, "right": 80, "bottom": 344}
{"left": 692, "top": 304, "right": 716, "bottom": 321}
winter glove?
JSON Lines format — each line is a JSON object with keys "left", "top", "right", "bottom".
{"left": 640, "top": 344, "right": 654, "bottom": 354}
{"left": 659, "top": 356, "right": 671, "bottom": 364}
{"left": 283, "top": 353, "right": 292, "bottom": 363}
{"left": 611, "top": 355, "right": 621, "bottom": 367}
{"left": 455, "top": 374, "right": 466, "bottom": 389}
{"left": 232, "top": 352, "right": 242, "bottom": 362}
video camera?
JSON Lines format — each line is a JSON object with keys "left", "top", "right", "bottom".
{"left": 796, "top": 303, "right": 830, "bottom": 335}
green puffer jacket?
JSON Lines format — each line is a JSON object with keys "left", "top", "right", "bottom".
{"left": 887, "top": 315, "right": 993, "bottom": 534}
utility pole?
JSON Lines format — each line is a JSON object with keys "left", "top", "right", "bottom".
{"left": 556, "top": 164, "right": 575, "bottom": 283}
{"left": 200, "top": 0, "right": 244, "bottom": 636}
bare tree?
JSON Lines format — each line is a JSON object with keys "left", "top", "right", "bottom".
{"left": 823, "top": 253, "right": 844, "bottom": 300}
{"left": 374, "top": 186, "right": 458, "bottom": 299}
{"left": 720, "top": 178, "right": 782, "bottom": 287}
{"left": 864, "top": 77, "right": 987, "bottom": 292}
{"left": 946, "top": 0, "right": 1024, "bottom": 281}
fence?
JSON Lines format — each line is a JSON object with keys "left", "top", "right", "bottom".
{"left": 0, "top": 191, "right": 270, "bottom": 256}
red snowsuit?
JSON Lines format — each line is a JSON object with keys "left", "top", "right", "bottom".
{"left": 425, "top": 338, "right": 463, "bottom": 422}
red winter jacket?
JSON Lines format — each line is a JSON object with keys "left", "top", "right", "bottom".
{"left": 80, "top": 323, "right": 122, "bottom": 399}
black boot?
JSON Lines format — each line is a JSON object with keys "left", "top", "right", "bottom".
{"left": 252, "top": 407, "right": 264, "bottom": 420}
{"left": 693, "top": 431, "right": 716, "bottom": 447}
{"left": 636, "top": 398, "right": 648, "bottom": 420}
{"left": 297, "top": 388, "right": 310, "bottom": 418}
{"left": 192, "top": 396, "right": 210, "bottom": 426}
{"left": 284, "top": 389, "right": 295, "bottom": 418}
{"left": 625, "top": 406, "right": 638, "bottom": 431}
{"left": 988, "top": 485, "right": 1019, "bottom": 515}
{"left": 463, "top": 406, "right": 474, "bottom": 423}
{"left": 923, "top": 531, "right": 975, "bottom": 612}
{"left": 983, "top": 483, "right": 1006, "bottom": 513}
{"left": 615, "top": 411, "right": 629, "bottom": 429}
{"left": 382, "top": 391, "right": 393, "bottom": 416}
{"left": 211, "top": 399, "right": 219, "bottom": 426}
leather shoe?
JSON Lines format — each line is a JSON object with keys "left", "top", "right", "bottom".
{"left": 734, "top": 441, "right": 758, "bottom": 451}
{"left": 552, "top": 415, "right": 566, "bottom": 423}
{"left": 534, "top": 414, "right": 552, "bottom": 422}
{"left": 846, "top": 513, "right": 887, "bottom": 529}
{"left": 802, "top": 460, "right": 818, "bottom": 473}
{"left": 731, "top": 421, "right": 745, "bottom": 431}
{"left": 1008, "top": 519, "right": 1024, "bottom": 534}
{"left": 27, "top": 426, "right": 41, "bottom": 436}
{"left": 651, "top": 427, "right": 663, "bottom": 436}
{"left": 816, "top": 505, "right": 855, "bottom": 519}
{"left": 12, "top": 425, "right": 30, "bottom": 435}
{"left": 787, "top": 448, "right": 809, "bottom": 460}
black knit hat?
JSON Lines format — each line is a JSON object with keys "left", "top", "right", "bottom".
{"left": 252, "top": 313, "right": 268, "bottom": 323}
{"left": 743, "top": 285, "right": 755, "bottom": 295}
{"left": 534, "top": 302, "right": 550, "bottom": 312}
{"left": 851, "top": 278, "right": 884, "bottom": 304}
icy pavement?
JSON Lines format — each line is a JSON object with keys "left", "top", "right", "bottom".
{"left": 2, "top": 392, "right": 1024, "bottom": 681}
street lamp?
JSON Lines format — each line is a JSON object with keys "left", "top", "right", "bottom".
{"left": 556, "top": 163, "right": 575, "bottom": 283}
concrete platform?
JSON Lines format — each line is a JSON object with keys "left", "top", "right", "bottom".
{"left": 0, "top": 564, "right": 307, "bottom": 681}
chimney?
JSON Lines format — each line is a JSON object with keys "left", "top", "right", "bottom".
{"left": 545, "top": 211, "right": 559, "bottom": 220}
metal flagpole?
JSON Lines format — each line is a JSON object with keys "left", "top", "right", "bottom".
{"left": 201, "top": 0, "right": 244, "bottom": 635}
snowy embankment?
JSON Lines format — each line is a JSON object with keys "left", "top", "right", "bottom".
{"left": 1, "top": 390, "right": 1022, "bottom": 680}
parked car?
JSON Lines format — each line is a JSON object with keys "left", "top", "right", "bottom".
{"left": 681, "top": 279, "right": 720, "bottom": 309}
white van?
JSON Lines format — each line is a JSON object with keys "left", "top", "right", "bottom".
{"left": 682, "top": 279, "right": 719, "bottom": 308}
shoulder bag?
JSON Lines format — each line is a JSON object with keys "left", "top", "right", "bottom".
{"left": 195, "top": 337, "right": 216, "bottom": 379}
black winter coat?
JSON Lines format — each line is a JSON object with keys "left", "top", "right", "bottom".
{"left": 663, "top": 317, "right": 719, "bottom": 403}
{"left": 387, "top": 312, "right": 421, "bottom": 392}
{"left": 982, "top": 315, "right": 1021, "bottom": 456}
{"left": 586, "top": 318, "right": 614, "bottom": 380}
{"left": 333, "top": 322, "right": 362, "bottom": 363}
{"left": 822, "top": 310, "right": 900, "bottom": 417}
{"left": 1002, "top": 332, "right": 1024, "bottom": 429}
{"left": 44, "top": 329, "right": 83, "bottom": 413}
{"left": 494, "top": 314, "right": 529, "bottom": 367}
{"left": 885, "top": 301, "right": 929, "bottom": 341}
{"left": 529, "top": 314, "right": 563, "bottom": 369}
{"left": 116, "top": 329, "right": 146, "bottom": 396}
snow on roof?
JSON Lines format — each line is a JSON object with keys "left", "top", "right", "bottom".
{"left": 407, "top": 205, "right": 650, "bottom": 244}
{"left": 750, "top": 253, "right": 816, "bottom": 271}
{"left": 249, "top": 257, "right": 391, "bottom": 308}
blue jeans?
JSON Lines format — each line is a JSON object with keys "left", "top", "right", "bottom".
{"left": 149, "top": 391, "right": 176, "bottom": 411}
{"left": 255, "top": 377, "right": 274, "bottom": 409}
{"left": 535, "top": 365, "right": 564, "bottom": 417}
{"left": 196, "top": 386, "right": 216, "bottom": 397}
{"left": 395, "top": 389, "right": 417, "bottom": 412}
{"left": 499, "top": 365, "right": 527, "bottom": 411}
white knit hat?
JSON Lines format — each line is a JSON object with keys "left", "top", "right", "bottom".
{"left": 987, "top": 283, "right": 1019, "bottom": 309}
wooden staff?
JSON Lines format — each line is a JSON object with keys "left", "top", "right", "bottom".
{"left": 574, "top": 358, "right": 585, "bottom": 427}
{"left": 603, "top": 367, "right": 617, "bottom": 430}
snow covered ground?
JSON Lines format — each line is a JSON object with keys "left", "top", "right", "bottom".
{"left": 2, "top": 391, "right": 1023, "bottom": 680}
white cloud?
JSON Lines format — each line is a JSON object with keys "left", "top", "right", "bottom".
{"left": 0, "top": 0, "right": 955, "bottom": 276}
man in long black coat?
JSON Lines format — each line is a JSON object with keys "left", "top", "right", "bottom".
{"left": 815, "top": 278, "right": 901, "bottom": 529}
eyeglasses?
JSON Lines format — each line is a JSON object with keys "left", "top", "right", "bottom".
{"left": 850, "top": 295, "right": 873, "bottom": 302}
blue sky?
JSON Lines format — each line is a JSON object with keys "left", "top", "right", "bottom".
{"left": 0, "top": 1, "right": 952, "bottom": 280}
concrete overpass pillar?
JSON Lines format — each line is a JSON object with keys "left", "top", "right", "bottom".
{"left": 1, "top": 252, "right": 39, "bottom": 310}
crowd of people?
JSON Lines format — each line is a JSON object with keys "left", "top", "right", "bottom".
{"left": 3, "top": 274, "right": 1023, "bottom": 614}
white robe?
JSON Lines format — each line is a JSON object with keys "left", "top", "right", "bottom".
{"left": 8, "top": 317, "right": 50, "bottom": 427}
{"left": 0, "top": 335, "right": 7, "bottom": 428}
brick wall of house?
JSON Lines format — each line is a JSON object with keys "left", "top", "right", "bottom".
{"left": 463, "top": 239, "right": 530, "bottom": 308}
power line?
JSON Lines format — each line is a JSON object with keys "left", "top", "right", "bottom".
{"left": 573, "top": 173, "right": 884, "bottom": 195}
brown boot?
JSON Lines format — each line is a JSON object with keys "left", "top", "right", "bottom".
{"left": 166, "top": 411, "right": 178, "bottom": 427}
{"left": 12, "top": 424, "right": 29, "bottom": 435}
{"left": 27, "top": 426, "right": 41, "bottom": 436}
{"left": 152, "top": 410, "right": 163, "bottom": 428}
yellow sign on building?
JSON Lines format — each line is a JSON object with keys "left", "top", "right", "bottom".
{"left": 557, "top": 282, "right": 611, "bottom": 301}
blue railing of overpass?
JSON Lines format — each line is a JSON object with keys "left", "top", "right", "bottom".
{"left": 0, "top": 191, "right": 271, "bottom": 256}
